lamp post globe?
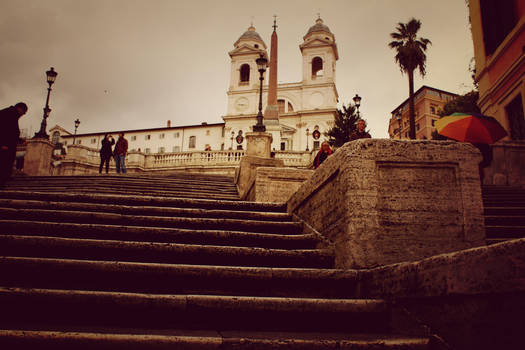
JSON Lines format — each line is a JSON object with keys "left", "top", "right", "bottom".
{"left": 305, "top": 128, "right": 309, "bottom": 151}
{"left": 353, "top": 94, "right": 362, "bottom": 119}
{"left": 253, "top": 54, "right": 268, "bottom": 132}
{"left": 34, "top": 67, "right": 58, "bottom": 139}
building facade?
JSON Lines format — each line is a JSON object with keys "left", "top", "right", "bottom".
{"left": 51, "top": 18, "right": 339, "bottom": 154}
{"left": 387, "top": 85, "right": 457, "bottom": 139}
{"left": 468, "top": 0, "right": 525, "bottom": 140}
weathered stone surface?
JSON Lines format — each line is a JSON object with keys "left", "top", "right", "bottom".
{"left": 23, "top": 138, "right": 54, "bottom": 176}
{"left": 484, "top": 140, "right": 525, "bottom": 187}
{"left": 253, "top": 167, "right": 313, "bottom": 203}
{"left": 287, "top": 139, "right": 486, "bottom": 269}
{"left": 235, "top": 156, "right": 284, "bottom": 200}
{"left": 245, "top": 132, "right": 273, "bottom": 158}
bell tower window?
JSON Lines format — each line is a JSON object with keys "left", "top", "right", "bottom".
{"left": 239, "top": 64, "right": 250, "bottom": 85}
{"left": 312, "top": 57, "right": 323, "bottom": 78}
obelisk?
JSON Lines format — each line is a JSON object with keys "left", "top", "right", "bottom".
{"left": 264, "top": 16, "right": 279, "bottom": 124}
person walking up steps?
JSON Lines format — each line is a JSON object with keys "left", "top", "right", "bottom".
{"left": 113, "top": 132, "right": 128, "bottom": 174}
{"left": 99, "top": 134, "right": 114, "bottom": 174}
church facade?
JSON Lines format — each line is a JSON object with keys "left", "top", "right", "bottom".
{"left": 54, "top": 18, "right": 340, "bottom": 154}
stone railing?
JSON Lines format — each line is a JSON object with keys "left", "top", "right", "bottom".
{"left": 51, "top": 145, "right": 314, "bottom": 175}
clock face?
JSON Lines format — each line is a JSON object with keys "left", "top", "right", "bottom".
{"left": 235, "top": 97, "right": 249, "bottom": 111}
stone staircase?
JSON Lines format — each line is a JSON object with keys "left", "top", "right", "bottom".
{"left": 482, "top": 185, "right": 525, "bottom": 245}
{"left": 0, "top": 174, "right": 432, "bottom": 349}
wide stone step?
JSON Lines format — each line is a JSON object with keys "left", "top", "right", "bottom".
{"left": 0, "top": 191, "right": 286, "bottom": 212}
{"left": 0, "top": 220, "right": 318, "bottom": 249}
{"left": 0, "top": 329, "right": 430, "bottom": 349}
{"left": 0, "top": 257, "right": 356, "bottom": 298}
{"left": 484, "top": 215, "right": 525, "bottom": 226}
{"left": 0, "top": 208, "right": 302, "bottom": 234}
{"left": 3, "top": 186, "right": 240, "bottom": 200}
{"left": 0, "top": 235, "right": 333, "bottom": 268}
{"left": 0, "top": 198, "right": 292, "bottom": 222}
{"left": 485, "top": 225, "right": 525, "bottom": 239}
{"left": 484, "top": 207, "right": 525, "bottom": 216}
{"left": 0, "top": 287, "right": 388, "bottom": 333}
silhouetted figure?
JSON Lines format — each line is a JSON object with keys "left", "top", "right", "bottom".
{"left": 350, "top": 119, "right": 371, "bottom": 140}
{"left": 0, "top": 102, "right": 28, "bottom": 185}
{"left": 113, "top": 132, "right": 128, "bottom": 174}
{"left": 473, "top": 143, "right": 493, "bottom": 184}
{"left": 99, "top": 134, "right": 114, "bottom": 174}
{"left": 313, "top": 141, "right": 333, "bottom": 169}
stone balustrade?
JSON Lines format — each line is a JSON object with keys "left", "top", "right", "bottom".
{"left": 49, "top": 145, "right": 313, "bottom": 175}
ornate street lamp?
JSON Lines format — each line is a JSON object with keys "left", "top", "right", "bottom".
{"left": 230, "top": 131, "right": 235, "bottom": 149}
{"left": 34, "top": 67, "right": 58, "bottom": 139}
{"left": 73, "top": 118, "right": 80, "bottom": 144}
{"left": 305, "top": 128, "right": 310, "bottom": 151}
{"left": 353, "top": 94, "right": 362, "bottom": 119}
{"left": 253, "top": 54, "right": 268, "bottom": 132}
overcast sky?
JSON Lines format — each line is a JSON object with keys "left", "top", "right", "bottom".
{"left": 1, "top": 0, "right": 474, "bottom": 139}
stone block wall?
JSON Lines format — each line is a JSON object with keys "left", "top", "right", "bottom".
{"left": 484, "top": 140, "right": 525, "bottom": 187}
{"left": 287, "top": 139, "right": 486, "bottom": 269}
{"left": 248, "top": 167, "right": 313, "bottom": 202}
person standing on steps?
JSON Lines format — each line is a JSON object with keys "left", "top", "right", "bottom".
{"left": 312, "top": 141, "right": 333, "bottom": 169}
{"left": 0, "top": 102, "right": 28, "bottom": 186}
{"left": 99, "top": 134, "right": 114, "bottom": 174}
{"left": 113, "top": 132, "right": 128, "bottom": 174}
{"left": 350, "top": 119, "right": 371, "bottom": 140}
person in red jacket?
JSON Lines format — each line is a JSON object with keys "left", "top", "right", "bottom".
{"left": 313, "top": 141, "right": 333, "bottom": 169}
{"left": 113, "top": 132, "right": 128, "bottom": 174}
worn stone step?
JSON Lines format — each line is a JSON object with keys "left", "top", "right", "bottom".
{"left": 0, "top": 199, "right": 292, "bottom": 222}
{"left": 484, "top": 215, "right": 525, "bottom": 226}
{"left": 0, "top": 287, "right": 388, "bottom": 333}
{"left": 0, "top": 220, "right": 318, "bottom": 249}
{"left": 0, "top": 190, "right": 286, "bottom": 212}
{"left": 0, "top": 329, "right": 430, "bottom": 349}
{"left": 0, "top": 208, "right": 302, "bottom": 234}
{"left": 0, "top": 257, "right": 357, "bottom": 298}
{"left": 484, "top": 207, "right": 525, "bottom": 216}
{"left": 485, "top": 225, "right": 525, "bottom": 238}
{"left": 0, "top": 235, "right": 333, "bottom": 268}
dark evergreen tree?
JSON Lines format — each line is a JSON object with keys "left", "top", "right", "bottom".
{"left": 326, "top": 103, "right": 360, "bottom": 147}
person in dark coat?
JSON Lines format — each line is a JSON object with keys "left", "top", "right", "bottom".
{"left": 350, "top": 119, "right": 372, "bottom": 140}
{"left": 99, "top": 134, "right": 115, "bottom": 174}
{"left": 313, "top": 141, "right": 333, "bottom": 169}
{"left": 0, "top": 102, "right": 28, "bottom": 185}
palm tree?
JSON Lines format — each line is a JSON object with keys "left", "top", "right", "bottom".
{"left": 389, "top": 18, "right": 431, "bottom": 139}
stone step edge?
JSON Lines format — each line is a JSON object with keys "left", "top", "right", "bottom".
{"left": 0, "top": 287, "right": 386, "bottom": 313}
{"left": 1, "top": 235, "right": 331, "bottom": 260}
{"left": 0, "top": 191, "right": 286, "bottom": 211}
{"left": 0, "top": 220, "right": 314, "bottom": 243}
{"left": 0, "top": 256, "right": 357, "bottom": 281}
{"left": 0, "top": 329, "right": 430, "bottom": 348}
{"left": 0, "top": 208, "right": 302, "bottom": 234}
{"left": 0, "top": 199, "right": 292, "bottom": 221}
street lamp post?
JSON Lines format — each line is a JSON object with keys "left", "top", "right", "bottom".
{"left": 253, "top": 54, "right": 268, "bottom": 132}
{"left": 230, "top": 131, "right": 235, "bottom": 149}
{"left": 353, "top": 94, "right": 362, "bottom": 119}
{"left": 73, "top": 118, "right": 80, "bottom": 144}
{"left": 34, "top": 67, "right": 58, "bottom": 139}
{"left": 305, "top": 128, "right": 309, "bottom": 151}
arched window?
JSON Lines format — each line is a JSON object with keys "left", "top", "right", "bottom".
{"left": 288, "top": 102, "right": 294, "bottom": 112}
{"left": 51, "top": 131, "right": 60, "bottom": 144}
{"left": 312, "top": 57, "right": 323, "bottom": 77}
{"left": 240, "top": 64, "right": 250, "bottom": 84}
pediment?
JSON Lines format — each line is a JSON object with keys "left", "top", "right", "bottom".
{"left": 229, "top": 45, "right": 266, "bottom": 57}
{"left": 300, "top": 38, "right": 333, "bottom": 49}
{"left": 49, "top": 125, "right": 72, "bottom": 135}
{"left": 280, "top": 123, "right": 297, "bottom": 133}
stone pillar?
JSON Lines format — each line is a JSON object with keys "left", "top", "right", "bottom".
{"left": 24, "top": 138, "right": 54, "bottom": 176}
{"left": 287, "top": 139, "right": 486, "bottom": 269}
{"left": 245, "top": 132, "right": 272, "bottom": 158}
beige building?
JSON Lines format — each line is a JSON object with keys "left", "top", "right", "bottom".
{"left": 387, "top": 85, "right": 457, "bottom": 140}
{"left": 50, "top": 17, "right": 340, "bottom": 154}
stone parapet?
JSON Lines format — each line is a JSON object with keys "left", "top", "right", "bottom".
{"left": 249, "top": 167, "right": 313, "bottom": 202}
{"left": 245, "top": 132, "right": 272, "bottom": 158}
{"left": 287, "top": 139, "right": 486, "bottom": 269}
{"left": 235, "top": 156, "right": 284, "bottom": 200}
{"left": 484, "top": 140, "right": 525, "bottom": 187}
{"left": 23, "top": 138, "right": 54, "bottom": 176}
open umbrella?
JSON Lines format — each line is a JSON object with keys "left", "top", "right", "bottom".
{"left": 435, "top": 112, "right": 507, "bottom": 144}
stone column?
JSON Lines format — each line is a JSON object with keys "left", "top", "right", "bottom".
{"left": 287, "top": 139, "right": 486, "bottom": 269}
{"left": 24, "top": 138, "right": 54, "bottom": 176}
